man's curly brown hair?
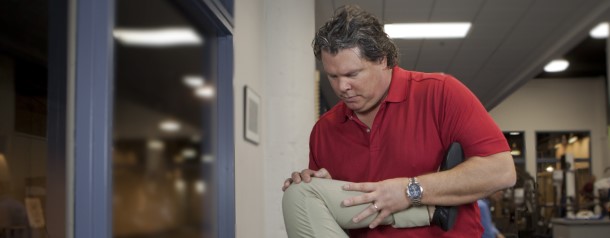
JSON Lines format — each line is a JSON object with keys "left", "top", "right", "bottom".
{"left": 312, "top": 5, "right": 398, "bottom": 67}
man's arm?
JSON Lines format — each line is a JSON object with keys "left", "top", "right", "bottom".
{"left": 419, "top": 151, "right": 516, "bottom": 206}
{"left": 341, "top": 151, "right": 516, "bottom": 228}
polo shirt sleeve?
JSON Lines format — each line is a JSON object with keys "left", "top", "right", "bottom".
{"left": 439, "top": 75, "right": 509, "bottom": 158}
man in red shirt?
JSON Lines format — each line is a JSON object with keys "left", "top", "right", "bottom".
{"left": 282, "top": 5, "right": 516, "bottom": 238}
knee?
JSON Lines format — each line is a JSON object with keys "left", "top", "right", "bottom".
{"left": 283, "top": 181, "right": 314, "bottom": 203}
{"left": 282, "top": 180, "right": 322, "bottom": 210}
{"left": 283, "top": 182, "right": 307, "bottom": 217}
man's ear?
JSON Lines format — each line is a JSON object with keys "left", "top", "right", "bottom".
{"left": 379, "top": 56, "right": 388, "bottom": 68}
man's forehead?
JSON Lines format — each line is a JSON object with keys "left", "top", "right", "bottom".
{"left": 321, "top": 47, "right": 362, "bottom": 58}
{"left": 322, "top": 63, "right": 365, "bottom": 77}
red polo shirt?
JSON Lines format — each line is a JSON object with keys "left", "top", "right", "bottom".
{"left": 309, "top": 67, "right": 509, "bottom": 237}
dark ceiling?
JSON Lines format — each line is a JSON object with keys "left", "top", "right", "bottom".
{"left": 1, "top": 0, "right": 214, "bottom": 139}
{"left": 113, "top": 0, "right": 215, "bottom": 139}
{"left": 537, "top": 37, "right": 607, "bottom": 79}
{"left": 0, "top": 0, "right": 47, "bottom": 64}
{"left": 1, "top": 0, "right": 48, "bottom": 95}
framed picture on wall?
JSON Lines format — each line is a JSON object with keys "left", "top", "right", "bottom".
{"left": 244, "top": 86, "right": 261, "bottom": 145}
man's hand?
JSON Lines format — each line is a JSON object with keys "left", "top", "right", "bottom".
{"left": 341, "top": 178, "right": 411, "bottom": 229}
{"left": 281, "top": 168, "right": 332, "bottom": 191}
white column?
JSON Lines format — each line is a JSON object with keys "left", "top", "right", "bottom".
{"left": 263, "top": 0, "right": 316, "bottom": 237}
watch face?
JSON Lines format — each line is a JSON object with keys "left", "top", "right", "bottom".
{"left": 408, "top": 184, "right": 421, "bottom": 197}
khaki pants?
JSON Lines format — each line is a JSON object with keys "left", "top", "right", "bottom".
{"left": 282, "top": 178, "right": 430, "bottom": 238}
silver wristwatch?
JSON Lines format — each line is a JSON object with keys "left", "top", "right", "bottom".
{"left": 406, "top": 177, "right": 423, "bottom": 206}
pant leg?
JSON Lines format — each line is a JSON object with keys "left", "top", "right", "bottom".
{"left": 282, "top": 178, "right": 430, "bottom": 238}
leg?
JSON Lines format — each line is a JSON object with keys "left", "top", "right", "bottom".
{"left": 282, "top": 178, "right": 430, "bottom": 238}
{"left": 431, "top": 142, "right": 465, "bottom": 231}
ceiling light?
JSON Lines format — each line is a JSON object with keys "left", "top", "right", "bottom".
{"left": 544, "top": 59, "right": 569, "bottom": 72}
{"left": 590, "top": 22, "right": 608, "bottom": 39}
{"left": 113, "top": 28, "right": 203, "bottom": 47}
{"left": 384, "top": 22, "right": 471, "bottom": 39}
{"left": 174, "top": 179, "right": 186, "bottom": 192}
{"left": 195, "top": 86, "right": 215, "bottom": 98}
{"left": 201, "top": 154, "right": 214, "bottom": 163}
{"left": 181, "top": 148, "right": 197, "bottom": 159}
{"left": 546, "top": 166, "right": 554, "bottom": 173}
{"left": 159, "top": 120, "right": 181, "bottom": 132}
{"left": 147, "top": 139, "right": 164, "bottom": 150}
{"left": 510, "top": 150, "right": 521, "bottom": 156}
{"left": 183, "top": 75, "right": 204, "bottom": 88}
{"left": 509, "top": 132, "right": 520, "bottom": 135}
{"left": 195, "top": 180, "right": 206, "bottom": 194}
{"left": 568, "top": 136, "right": 578, "bottom": 144}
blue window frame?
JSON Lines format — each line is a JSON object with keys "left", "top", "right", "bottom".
{"left": 72, "top": 0, "right": 234, "bottom": 237}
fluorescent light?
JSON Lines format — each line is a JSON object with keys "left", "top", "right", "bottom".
{"left": 544, "top": 59, "right": 569, "bottom": 72}
{"left": 590, "top": 22, "right": 608, "bottom": 39}
{"left": 384, "top": 22, "right": 471, "bottom": 39}
{"left": 183, "top": 75, "right": 204, "bottom": 88}
{"left": 113, "top": 28, "right": 203, "bottom": 47}
{"left": 510, "top": 150, "right": 521, "bottom": 156}
{"left": 509, "top": 132, "right": 520, "bottom": 135}
{"left": 195, "top": 86, "right": 215, "bottom": 98}
{"left": 159, "top": 120, "right": 181, "bottom": 132}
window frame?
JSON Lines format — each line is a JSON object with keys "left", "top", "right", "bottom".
{"left": 70, "top": 0, "right": 234, "bottom": 237}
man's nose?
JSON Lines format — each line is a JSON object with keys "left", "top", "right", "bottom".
{"left": 338, "top": 77, "right": 351, "bottom": 92}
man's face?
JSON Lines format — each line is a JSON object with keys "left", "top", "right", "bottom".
{"left": 321, "top": 47, "right": 391, "bottom": 115}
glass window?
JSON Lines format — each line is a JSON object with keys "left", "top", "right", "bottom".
{"left": 113, "top": 0, "right": 217, "bottom": 237}
{"left": 535, "top": 131, "right": 591, "bottom": 173}
{"left": 535, "top": 131, "right": 592, "bottom": 219}
{"left": 1, "top": 0, "right": 58, "bottom": 237}
{"left": 0, "top": 53, "right": 47, "bottom": 238}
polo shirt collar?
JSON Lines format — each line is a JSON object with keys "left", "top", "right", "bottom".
{"left": 340, "top": 106, "right": 355, "bottom": 123}
{"left": 385, "top": 66, "right": 408, "bottom": 103}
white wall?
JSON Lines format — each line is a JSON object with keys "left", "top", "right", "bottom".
{"left": 234, "top": 0, "right": 315, "bottom": 237}
{"left": 262, "top": 0, "right": 316, "bottom": 237}
{"left": 234, "top": 0, "right": 265, "bottom": 237}
{"left": 490, "top": 78, "right": 608, "bottom": 179}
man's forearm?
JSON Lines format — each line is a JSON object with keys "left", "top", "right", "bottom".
{"left": 416, "top": 151, "right": 516, "bottom": 206}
